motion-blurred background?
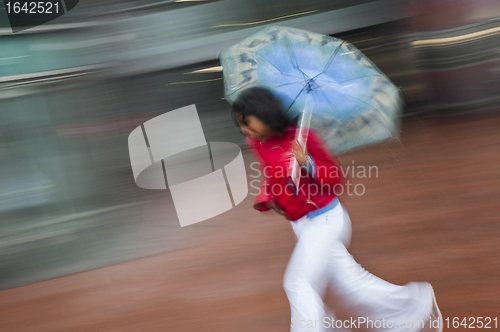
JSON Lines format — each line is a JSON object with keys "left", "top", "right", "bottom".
{"left": 0, "top": 0, "right": 499, "bottom": 331}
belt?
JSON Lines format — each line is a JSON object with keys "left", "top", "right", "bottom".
{"left": 306, "top": 197, "right": 340, "bottom": 218}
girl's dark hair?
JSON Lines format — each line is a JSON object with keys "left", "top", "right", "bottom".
{"left": 231, "top": 86, "right": 296, "bottom": 133}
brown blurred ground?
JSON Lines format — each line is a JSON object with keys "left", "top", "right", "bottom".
{"left": 0, "top": 110, "right": 499, "bottom": 331}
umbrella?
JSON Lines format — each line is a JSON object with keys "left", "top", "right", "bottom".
{"left": 219, "top": 25, "right": 402, "bottom": 155}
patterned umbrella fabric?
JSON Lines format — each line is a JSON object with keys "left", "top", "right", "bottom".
{"left": 219, "top": 26, "right": 402, "bottom": 154}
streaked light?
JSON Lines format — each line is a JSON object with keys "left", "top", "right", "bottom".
{"left": 0, "top": 55, "right": 31, "bottom": 60}
{"left": 214, "top": 10, "right": 317, "bottom": 28}
{"left": 411, "top": 26, "right": 500, "bottom": 48}
{"left": 184, "top": 66, "right": 223, "bottom": 74}
{"left": 167, "top": 77, "right": 223, "bottom": 85}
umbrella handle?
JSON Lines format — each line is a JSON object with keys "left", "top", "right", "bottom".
{"left": 289, "top": 94, "right": 314, "bottom": 193}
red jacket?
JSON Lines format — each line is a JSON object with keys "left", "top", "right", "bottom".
{"left": 247, "top": 126, "right": 344, "bottom": 221}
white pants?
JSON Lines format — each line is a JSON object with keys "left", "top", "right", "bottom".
{"left": 284, "top": 203, "right": 433, "bottom": 332}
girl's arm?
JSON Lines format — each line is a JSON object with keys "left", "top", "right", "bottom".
{"left": 293, "top": 130, "right": 345, "bottom": 187}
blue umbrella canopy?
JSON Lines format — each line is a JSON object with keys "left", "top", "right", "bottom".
{"left": 220, "top": 26, "right": 402, "bottom": 154}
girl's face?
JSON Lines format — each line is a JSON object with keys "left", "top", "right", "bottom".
{"left": 236, "top": 112, "right": 273, "bottom": 140}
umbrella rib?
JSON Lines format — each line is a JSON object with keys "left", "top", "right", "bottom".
{"left": 254, "top": 52, "right": 307, "bottom": 84}
{"left": 276, "top": 81, "right": 308, "bottom": 88}
{"left": 283, "top": 86, "right": 309, "bottom": 117}
{"left": 314, "top": 88, "right": 343, "bottom": 119}
{"left": 283, "top": 32, "right": 309, "bottom": 82}
{"left": 314, "top": 74, "right": 380, "bottom": 86}
{"left": 323, "top": 84, "right": 377, "bottom": 113}
{"left": 312, "top": 75, "right": 380, "bottom": 90}
{"left": 254, "top": 52, "right": 284, "bottom": 75}
{"left": 312, "top": 41, "right": 345, "bottom": 81}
